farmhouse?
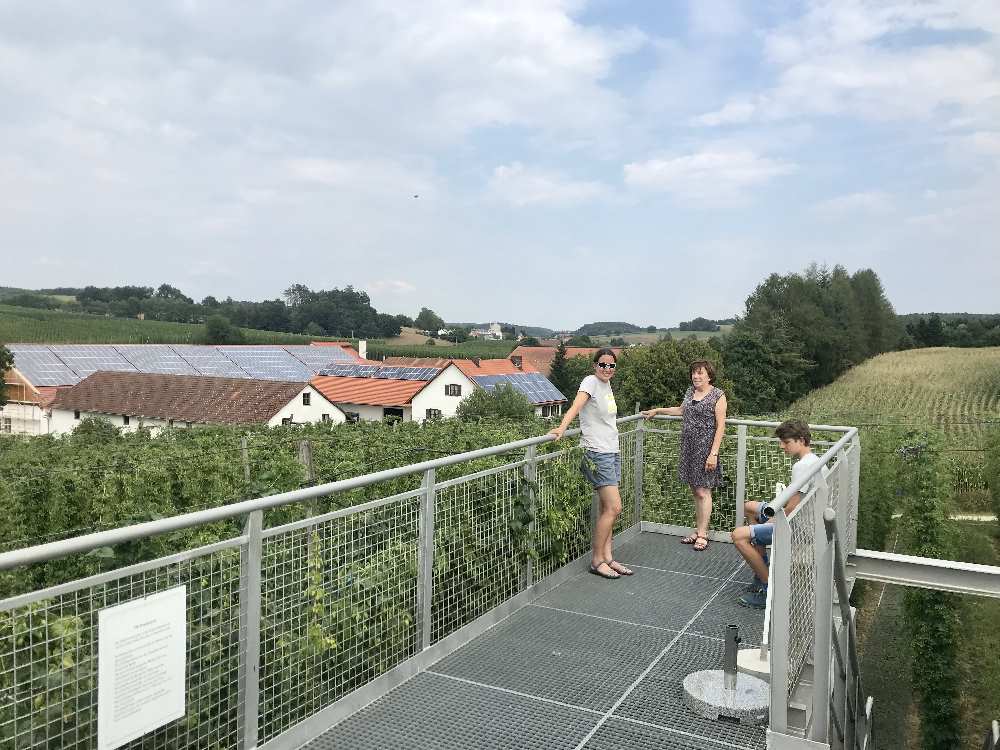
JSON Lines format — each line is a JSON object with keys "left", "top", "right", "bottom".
{"left": 379, "top": 357, "right": 567, "bottom": 417}
{"left": 48, "top": 371, "right": 345, "bottom": 434}
{"left": 1, "top": 342, "right": 363, "bottom": 435}
{"left": 508, "top": 345, "right": 624, "bottom": 376}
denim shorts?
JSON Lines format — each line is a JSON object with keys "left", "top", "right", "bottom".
{"left": 750, "top": 519, "right": 774, "bottom": 547}
{"left": 581, "top": 450, "right": 621, "bottom": 488}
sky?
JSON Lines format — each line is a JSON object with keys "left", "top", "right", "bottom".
{"left": 2, "top": 1, "right": 998, "bottom": 330}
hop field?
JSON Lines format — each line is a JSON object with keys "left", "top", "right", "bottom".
{"left": 783, "top": 346, "right": 1000, "bottom": 497}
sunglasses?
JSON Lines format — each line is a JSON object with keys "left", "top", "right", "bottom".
{"left": 596, "top": 362, "right": 617, "bottom": 370}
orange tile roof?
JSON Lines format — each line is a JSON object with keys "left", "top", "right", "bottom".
{"left": 508, "top": 346, "right": 623, "bottom": 376}
{"left": 381, "top": 356, "right": 538, "bottom": 377}
{"left": 311, "top": 375, "right": 428, "bottom": 407}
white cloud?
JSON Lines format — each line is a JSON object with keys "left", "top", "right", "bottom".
{"left": 370, "top": 279, "right": 417, "bottom": 294}
{"left": 812, "top": 191, "right": 894, "bottom": 217}
{"left": 624, "top": 148, "right": 795, "bottom": 202}
{"left": 697, "top": 0, "right": 1000, "bottom": 127}
{"left": 285, "top": 158, "right": 438, "bottom": 198}
{"left": 488, "top": 162, "right": 609, "bottom": 206}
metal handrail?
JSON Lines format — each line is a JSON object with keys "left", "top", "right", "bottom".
{"left": 983, "top": 719, "right": 999, "bottom": 750}
{"left": 0, "top": 414, "right": 644, "bottom": 570}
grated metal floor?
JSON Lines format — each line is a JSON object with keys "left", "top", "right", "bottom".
{"left": 302, "top": 532, "right": 767, "bottom": 750}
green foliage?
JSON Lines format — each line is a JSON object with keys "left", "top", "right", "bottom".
{"left": 986, "top": 429, "right": 1000, "bottom": 522}
{"left": 561, "top": 356, "right": 595, "bottom": 401}
{"left": 0, "top": 303, "right": 340, "bottom": 344}
{"left": 0, "top": 345, "right": 12, "bottom": 406}
{"left": 518, "top": 336, "right": 541, "bottom": 347}
{"left": 896, "top": 430, "right": 962, "bottom": 750}
{"left": 414, "top": 307, "right": 445, "bottom": 333}
{"left": 202, "top": 314, "right": 247, "bottom": 344}
{"left": 573, "top": 321, "right": 643, "bottom": 336}
{"left": 548, "top": 340, "right": 571, "bottom": 398}
{"left": 565, "top": 335, "right": 594, "bottom": 347}
{"left": 904, "top": 313, "right": 1000, "bottom": 348}
{"left": 456, "top": 383, "right": 535, "bottom": 421}
{"left": 364, "top": 340, "right": 517, "bottom": 360}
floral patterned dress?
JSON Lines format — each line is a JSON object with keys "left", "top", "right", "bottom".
{"left": 678, "top": 385, "right": 724, "bottom": 488}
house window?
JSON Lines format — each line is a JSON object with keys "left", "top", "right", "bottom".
{"left": 321, "top": 413, "right": 331, "bottom": 423}
{"left": 281, "top": 417, "right": 292, "bottom": 426}
{"left": 445, "top": 384, "right": 462, "bottom": 396}
{"left": 383, "top": 407, "right": 404, "bottom": 424}
{"left": 168, "top": 419, "right": 174, "bottom": 427}
{"left": 302, "top": 392, "right": 311, "bottom": 406}
{"left": 74, "top": 410, "right": 81, "bottom": 420}
{"left": 425, "top": 408, "right": 442, "bottom": 421}
{"left": 1, "top": 417, "right": 11, "bottom": 433}
{"left": 345, "top": 411, "right": 360, "bottom": 424}
{"left": 123, "top": 415, "right": 130, "bottom": 426}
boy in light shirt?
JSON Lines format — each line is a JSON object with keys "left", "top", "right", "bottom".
{"left": 732, "top": 420, "right": 820, "bottom": 609}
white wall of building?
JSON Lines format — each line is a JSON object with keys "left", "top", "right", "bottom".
{"left": 49, "top": 409, "right": 175, "bottom": 435}
{"left": 266, "top": 385, "right": 346, "bottom": 426}
{"left": 0, "top": 402, "right": 48, "bottom": 436}
{"left": 411, "top": 366, "right": 476, "bottom": 421}
{"left": 331, "top": 403, "right": 413, "bottom": 422}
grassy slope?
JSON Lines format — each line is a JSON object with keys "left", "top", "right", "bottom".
{"left": 0, "top": 304, "right": 335, "bottom": 345}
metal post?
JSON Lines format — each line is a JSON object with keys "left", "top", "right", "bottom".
{"left": 416, "top": 468, "right": 436, "bottom": 651}
{"left": 240, "top": 510, "right": 263, "bottom": 750}
{"left": 768, "top": 511, "right": 793, "bottom": 733}
{"left": 723, "top": 625, "right": 740, "bottom": 691}
{"left": 811, "top": 476, "right": 834, "bottom": 744}
{"left": 523, "top": 445, "right": 538, "bottom": 588}
{"left": 633, "top": 418, "right": 645, "bottom": 526}
{"left": 848, "top": 435, "right": 862, "bottom": 558}
{"left": 735, "top": 424, "right": 748, "bottom": 527}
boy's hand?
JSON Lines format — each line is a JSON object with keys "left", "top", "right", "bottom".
{"left": 548, "top": 426, "right": 566, "bottom": 441}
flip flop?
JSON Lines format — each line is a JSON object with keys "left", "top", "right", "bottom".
{"left": 608, "top": 560, "right": 634, "bottom": 576}
{"left": 680, "top": 533, "right": 698, "bottom": 544}
{"left": 589, "top": 560, "right": 620, "bottom": 579}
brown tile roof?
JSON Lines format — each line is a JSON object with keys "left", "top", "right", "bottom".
{"left": 50, "top": 371, "right": 314, "bottom": 425}
{"left": 311, "top": 375, "right": 428, "bottom": 407}
{"left": 508, "top": 346, "right": 623, "bottom": 376}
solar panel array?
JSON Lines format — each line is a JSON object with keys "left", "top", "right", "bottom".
{"left": 7, "top": 344, "right": 363, "bottom": 386}
{"left": 317, "top": 364, "right": 440, "bottom": 381}
{"left": 471, "top": 373, "right": 567, "bottom": 404}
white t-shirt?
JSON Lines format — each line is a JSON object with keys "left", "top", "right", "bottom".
{"left": 577, "top": 374, "right": 619, "bottom": 453}
{"left": 791, "top": 452, "right": 822, "bottom": 495}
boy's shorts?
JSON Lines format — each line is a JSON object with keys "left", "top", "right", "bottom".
{"left": 750, "top": 508, "right": 773, "bottom": 546}
{"left": 581, "top": 450, "right": 621, "bottom": 488}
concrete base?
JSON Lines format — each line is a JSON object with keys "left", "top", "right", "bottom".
{"left": 737, "top": 648, "right": 770, "bottom": 682}
{"left": 682, "top": 669, "right": 769, "bottom": 726}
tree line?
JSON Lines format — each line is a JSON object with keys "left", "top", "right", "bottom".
{"left": 901, "top": 313, "right": 1000, "bottom": 348}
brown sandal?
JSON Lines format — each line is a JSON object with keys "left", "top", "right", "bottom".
{"left": 680, "top": 533, "right": 698, "bottom": 544}
{"left": 692, "top": 535, "right": 709, "bottom": 551}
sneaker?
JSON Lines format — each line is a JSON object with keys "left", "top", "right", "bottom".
{"left": 738, "top": 588, "right": 767, "bottom": 610}
{"left": 744, "top": 575, "right": 764, "bottom": 593}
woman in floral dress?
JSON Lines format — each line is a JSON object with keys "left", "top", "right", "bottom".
{"left": 642, "top": 360, "right": 727, "bottom": 550}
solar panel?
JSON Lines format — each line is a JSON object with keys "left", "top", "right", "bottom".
{"left": 283, "top": 345, "right": 356, "bottom": 371}
{"left": 319, "top": 364, "right": 382, "bottom": 378}
{"left": 7, "top": 345, "right": 81, "bottom": 386}
{"left": 171, "top": 345, "right": 249, "bottom": 379}
{"left": 217, "top": 347, "right": 313, "bottom": 382}
{"left": 115, "top": 345, "right": 199, "bottom": 376}
{"left": 48, "top": 345, "right": 139, "bottom": 378}
{"left": 373, "top": 366, "right": 438, "bottom": 381}
{"left": 472, "top": 373, "right": 566, "bottom": 404}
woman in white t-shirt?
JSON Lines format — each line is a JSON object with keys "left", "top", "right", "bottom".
{"left": 548, "top": 349, "right": 633, "bottom": 579}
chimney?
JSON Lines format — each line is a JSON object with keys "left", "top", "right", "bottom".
{"left": 510, "top": 355, "right": 523, "bottom": 369}
{"left": 472, "top": 357, "right": 481, "bottom": 367}
{"left": 358, "top": 339, "right": 367, "bottom": 360}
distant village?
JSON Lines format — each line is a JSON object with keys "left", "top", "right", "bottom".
{"left": 0, "top": 335, "right": 621, "bottom": 436}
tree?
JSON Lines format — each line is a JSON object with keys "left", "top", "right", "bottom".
{"left": 519, "top": 336, "right": 541, "bottom": 347}
{"left": 155, "top": 283, "right": 194, "bottom": 303}
{"left": 304, "top": 321, "right": 326, "bottom": 337}
{"left": 548, "top": 340, "right": 571, "bottom": 398}
{"left": 202, "top": 314, "right": 246, "bottom": 344}
{"left": 565, "top": 335, "right": 594, "bottom": 347}
{"left": 456, "top": 383, "right": 534, "bottom": 421}
{"left": 414, "top": 307, "right": 445, "bottom": 333}
{"left": 0, "top": 345, "right": 13, "bottom": 406}
{"left": 562, "top": 356, "right": 595, "bottom": 399}
{"left": 645, "top": 325, "right": 657, "bottom": 333}
{"left": 609, "top": 337, "right": 626, "bottom": 346}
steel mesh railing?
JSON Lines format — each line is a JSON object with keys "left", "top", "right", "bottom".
{"left": 532, "top": 441, "right": 594, "bottom": 581}
{"left": 784, "top": 487, "right": 819, "bottom": 696}
{"left": 1, "top": 542, "right": 244, "bottom": 749}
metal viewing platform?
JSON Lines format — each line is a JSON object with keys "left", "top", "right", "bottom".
{"left": 2, "top": 414, "right": 998, "bottom": 749}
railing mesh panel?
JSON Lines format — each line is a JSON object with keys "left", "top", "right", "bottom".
{"left": 616, "top": 429, "right": 639, "bottom": 534}
{"left": 0, "top": 549, "right": 243, "bottom": 749}
{"left": 785, "top": 491, "right": 817, "bottom": 697}
{"left": 258, "top": 498, "right": 420, "bottom": 743}
{"left": 532, "top": 442, "right": 593, "bottom": 581}
{"left": 431, "top": 466, "right": 525, "bottom": 644}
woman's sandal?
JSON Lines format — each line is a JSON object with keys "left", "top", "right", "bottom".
{"left": 692, "top": 534, "right": 709, "bottom": 551}
{"left": 589, "top": 560, "right": 621, "bottom": 579}
{"left": 608, "top": 560, "right": 634, "bottom": 576}
{"left": 680, "top": 533, "right": 698, "bottom": 544}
